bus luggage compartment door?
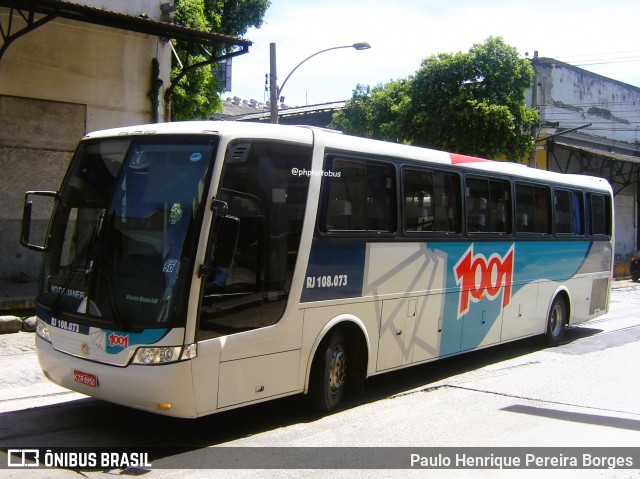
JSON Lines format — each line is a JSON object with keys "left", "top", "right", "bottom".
{"left": 217, "top": 350, "right": 300, "bottom": 408}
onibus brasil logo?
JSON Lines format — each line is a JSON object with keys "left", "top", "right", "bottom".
{"left": 453, "top": 244, "right": 515, "bottom": 318}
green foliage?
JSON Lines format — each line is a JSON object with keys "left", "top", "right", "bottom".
{"left": 171, "top": 0, "right": 270, "bottom": 120}
{"left": 331, "top": 37, "right": 538, "bottom": 160}
{"left": 331, "top": 80, "right": 410, "bottom": 143}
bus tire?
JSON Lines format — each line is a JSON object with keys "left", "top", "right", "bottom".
{"left": 545, "top": 295, "right": 567, "bottom": 346}
{"left": 309, "top": 329, "right": 348, "bottom": 412}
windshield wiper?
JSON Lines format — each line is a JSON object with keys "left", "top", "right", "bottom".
{"left": 51, "top": 209, "right": 105, "bottom": 315}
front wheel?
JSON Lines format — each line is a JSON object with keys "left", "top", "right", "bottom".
{"left": 545, "top": 296, "right": 568, "bottom": 346}
{"left": 309, "top": 329, "right": 348, "bottom": 412}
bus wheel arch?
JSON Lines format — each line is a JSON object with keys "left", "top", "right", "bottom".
{"left": 545, "top": 289, "right": 570, "bottom": 346}
{"left": 307, "top": 317, "right": 369, "bottom": 411}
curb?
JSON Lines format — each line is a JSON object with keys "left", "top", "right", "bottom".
{"left": 0, "top": 315, "right": 37, "bottom": 334}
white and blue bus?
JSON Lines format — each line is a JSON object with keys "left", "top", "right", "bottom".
{"left": 21, "top": 121, "right": 613, "bottom": 417}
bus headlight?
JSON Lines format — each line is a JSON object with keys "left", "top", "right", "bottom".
{"left": 36, "top": 319, "right": 51, "bottom": 343}
{"left": 132, "top": 343, "right": 197, "bottom": 365}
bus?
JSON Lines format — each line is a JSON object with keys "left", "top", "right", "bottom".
{"left": 21, "top": 121, "right": 613, "bottom": 418}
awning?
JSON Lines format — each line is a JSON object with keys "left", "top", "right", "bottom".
{"left": 0, "top": 0, "right": 251, "bottom": 60}
{"left": 551, "top": 140, "right": 640, "bottom": 165}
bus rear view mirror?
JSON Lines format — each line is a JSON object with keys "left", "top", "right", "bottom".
{"left": 21, "top": 190, "right": 58, "bottom": 252}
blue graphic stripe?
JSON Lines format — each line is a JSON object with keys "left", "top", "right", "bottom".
{"left": 36, "top": 304, "right": 170, "bottom": 353}
{"left": 302, "top": 239, "right": 602, "bottom": 356}
{"left": 301, "top": 242, "right": 366, "bottom": 302}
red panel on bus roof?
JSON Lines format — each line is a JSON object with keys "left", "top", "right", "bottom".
{"left": 450, "top": 153, "right": 492, "bottom": 164}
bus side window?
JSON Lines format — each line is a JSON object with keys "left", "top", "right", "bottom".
{"left": 533, "top": 187, "right": 551, "bottom": 234}
{"left": 489, "top": 180, "right": 511, "bottom": 233}
{"left": 555, "top": 189, "right": 584, "bottom": 235}
{"left": 434, "top": 172, "right": 460, "bottom": 233}
{"left": 465, "top": 178, "right": 489, "bottom": 233}
{"left": 366, "top": 163, "right": 395, "bottom": 231}
{"left": 587, "top": 193, "right": 609, "bottom": 236}
{"left": 515, "top": 185, "right": 533, "bottom": 233}
{"left": 326, "top": 160, "right": 366, "bottom": 230}
{"left": 403, "top": 169, "right": 433, "bottom": 232}
{"left": 465, "top": 177, "right": 509, "bottom": 234}
{"left": 403, "top": 169, "right": 459, "bottom": 234}
{"left": 324, "top": 158, "right": 395, "bottom": 233}
{"left": 516, "top": 184, "right": 551, "bottom": 235}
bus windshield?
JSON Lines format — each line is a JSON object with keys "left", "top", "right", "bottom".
{"left": 39, "top": 135, "right": 218, "bottom": 329}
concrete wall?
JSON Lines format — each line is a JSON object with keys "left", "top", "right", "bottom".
{"left": 535, "top": 59, "right": 640, "bottom": 147}
{"left": 0, "top": 18, "right": 169, "bottom": 129}
{"left": 614, "top": 194, "right": 637, "bottom": 260}
{"left": 0, "top": 95, "right": 86, "bottom": 280}
{"left": 0, "top": 3, "right": 172, "bottom": 280}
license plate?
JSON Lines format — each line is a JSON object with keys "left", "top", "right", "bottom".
{"left": 73, "top": 370, "right": 98, "bottom": 388}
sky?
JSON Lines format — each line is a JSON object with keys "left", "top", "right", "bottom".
{"left": 223, "top": 0, "right": 640, "bottom": 108}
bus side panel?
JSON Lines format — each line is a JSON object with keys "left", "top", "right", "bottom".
{"left": 377, "top": 296, "right": 440, "bottom": 369}
{"left": 193, "top": 312, "right": 306, "bottom": 414}
{"left": 364, "top": 243, "right": 448, "bottom": 369}
{"left": 217, "top": 310, "right": 305, "bottom": 363}
{"left": 218, "top": 350, "right": 301, "bottom": 409}
{"left": 571, "top": 240, "right": 613, "bottom": 324}
{"left": 566, "top": 276, "right": 592, "bottom": 325}
{"left": 191, "top": 338, "right": 222, "bottom": 415}
{"left": 500, "top": 282, "right": 542, "bottom": 341}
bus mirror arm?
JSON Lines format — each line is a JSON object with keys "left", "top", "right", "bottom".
{"left": 199, "top": 215, "right": 240, "bottom": 278}
{"left": 200, "top": 197, "right": 230, "bottom": 276}
{"left": 210, "top": 198, "right": 228, "bottom": 216}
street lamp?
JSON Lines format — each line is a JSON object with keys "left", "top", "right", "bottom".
{"left": 269, "top": 42, "right": 371, "bottom": 123}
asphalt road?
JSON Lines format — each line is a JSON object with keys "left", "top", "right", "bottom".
{"left": 1, "top": 280, "right": 639, "bottom": 478}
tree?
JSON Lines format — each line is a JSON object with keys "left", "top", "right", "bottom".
{"left": 171, "top": 0, "right": 270, "bottom": 120}
{"left": 331, "top": 37, "right": 538, "bottom": 160}
{"left": 331, "top": 80, "right": 410, "bottom": 143}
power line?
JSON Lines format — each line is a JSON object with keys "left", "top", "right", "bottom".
{"left": 554, "top": 49, "right": 640, "bottom": 61}
{"left": 573, "top": 58, "right": 640, "bottom": 67}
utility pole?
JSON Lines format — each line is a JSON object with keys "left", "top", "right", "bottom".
{"left": 269, "top": 43, "right": 278, "bottom": 124}
{"left": 528, "top": 51, "right": 539, "bottom": 168}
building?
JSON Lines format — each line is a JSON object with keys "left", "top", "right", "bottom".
{"left": 527, "top": 57, "right": 640, "bottom": 275}
{"left": 216, "top": 99, "right": 345, "bottom": 128}
{"left": 0, "top": 0, "right": 250, "bottom": 283}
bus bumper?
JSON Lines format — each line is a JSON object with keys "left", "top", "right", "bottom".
{"left": 36, "top": 335, "right": 198, "bottom": 418}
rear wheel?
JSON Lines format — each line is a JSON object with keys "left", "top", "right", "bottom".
{"left": 309, "top": 329, "right": 348, "bottom": 412}
{"left": 545, "top": 296, "right": 568, "bottom": 346}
